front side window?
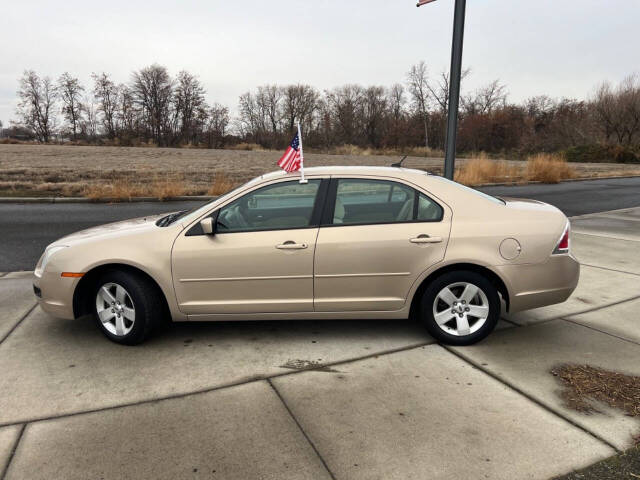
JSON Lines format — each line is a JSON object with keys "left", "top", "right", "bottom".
{"left": 217, "top": 180, "right": 321, "bottom": 232}
{"left": 331, "top": 179, "right": 442, "bottom": 225}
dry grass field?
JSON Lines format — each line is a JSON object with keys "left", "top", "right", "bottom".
{"left": 1, "top": 144, "right": 639, "bottom": 199}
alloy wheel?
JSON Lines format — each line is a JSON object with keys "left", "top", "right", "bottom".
{"left": 95, "top": 282, "right": 136, "bottom": 336}
{"left": 432, "top": 282, "right": 490, "bottom": 336}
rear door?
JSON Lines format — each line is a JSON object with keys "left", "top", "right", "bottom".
{"left": 313, "top": 177, "right": 451, "bottom": 312}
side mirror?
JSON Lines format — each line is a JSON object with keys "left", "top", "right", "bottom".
{"left": 200, "top": 217, "right": 215, "bottom": 235}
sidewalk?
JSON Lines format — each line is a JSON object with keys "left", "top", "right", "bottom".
{"left": 0, "top": 207, "right": 639, "bottom": 479}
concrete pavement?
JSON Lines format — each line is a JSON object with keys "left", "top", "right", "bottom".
{"left": 0, "top": 207, "right": 639, "bottom": 479}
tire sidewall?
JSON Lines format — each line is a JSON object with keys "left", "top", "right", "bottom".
{"left": 421, "top": 270, "right": 500, "bottom": 346}
{"left": 92, "top": 270, "right": 150, "bottom": 345}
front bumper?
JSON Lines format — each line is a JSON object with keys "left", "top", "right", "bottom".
{"left": 495, "top": 254, "right": 580, "bottom": 313}
{"left": 33, "top": 271, "right": 78, "bottom": 319}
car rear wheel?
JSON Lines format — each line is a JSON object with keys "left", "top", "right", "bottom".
{"left": 420, "top": 270, "right": 500, "bottom": 346}
{"left": 93, "top": 270, "right": 161, "bottom": 345}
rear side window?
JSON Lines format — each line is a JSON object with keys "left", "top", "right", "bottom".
{"left": 417, "top": 193, "right": 443, "bottom": 221}
{"left": 331, "top": 179, "right": 442, "bottom": 225}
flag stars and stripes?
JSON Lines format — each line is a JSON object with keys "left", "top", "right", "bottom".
{"left": 278, "top": 132, "right": 302, "bottom": 173}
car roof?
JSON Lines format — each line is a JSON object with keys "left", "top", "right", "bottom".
{"left": 254, "top": 166, "right": 431, "bottom": 182}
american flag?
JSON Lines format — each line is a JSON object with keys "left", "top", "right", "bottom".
{"left": 278, "top": 131, "right": 302, "bottom": 173}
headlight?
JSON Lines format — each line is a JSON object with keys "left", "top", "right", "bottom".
{"left": 34, "top": 245, "right": 68, "bottom": 277}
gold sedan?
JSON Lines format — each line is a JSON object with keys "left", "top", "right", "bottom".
{"left": 33, "top": 167, "right": 579, "bottom": 345}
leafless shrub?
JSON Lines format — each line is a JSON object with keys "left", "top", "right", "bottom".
{"left": 526, "top": 153, "right": 576, "bottom": 183}
{"left": 454, "top": 154, "right": 523, "bottom": 186}
{"left": 207, "top": 172, "right": 236, "bottom": 196}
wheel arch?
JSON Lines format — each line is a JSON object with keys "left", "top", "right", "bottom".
{"left": 409, "top": 263, "right": 510, "bottom": 320}
{"left": 73, "top": 263, "right": 170, "bottom": 319}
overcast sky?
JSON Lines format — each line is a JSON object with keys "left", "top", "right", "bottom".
{"left": 1, "top": 0, "right": 639, "bottom": 127}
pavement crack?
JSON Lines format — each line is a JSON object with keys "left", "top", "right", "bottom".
{"left": 561, "top": 317, "right": 640, "bottom": 347}
{"left": 0, "top": 424, "right": 26, "bottom": 480}
{"left": 579, "top": 263, "right": 640, "bottom": 277}
{"left": 267, "top": 379, "right": 337, "bottom": 480}
{"left": 0, "top": 303, "right": 37, "bottom": 346}
{"left": 571, "top": 231, "right": 640, "bottom": 243}
{"left": 499, "top": 317, "right": 521, "bottom": 327}
{"left": 505, "top": 295, "right": 640, "bottom": 328}
{"left": 441, "top": 345, "right": 621, "bottom": 453}
{"left": 0, "top": 340, "right": 433, "bottom": 430}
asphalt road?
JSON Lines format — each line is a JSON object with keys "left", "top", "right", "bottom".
{"left": 1, "top": 177, "right": 639, "bottom": 271}
{"left": 479, "top": 177, "right": 640, "bottom": 216}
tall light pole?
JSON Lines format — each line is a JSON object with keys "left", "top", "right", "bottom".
{"left": 417, "top": 0, "right": 467, "bottom": 180}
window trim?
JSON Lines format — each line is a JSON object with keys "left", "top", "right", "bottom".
{"left": 186, "top": 178, "right": 329, "bottom": 236}
{"left": 321, "top": 177, "right": 444, "bottom": 228}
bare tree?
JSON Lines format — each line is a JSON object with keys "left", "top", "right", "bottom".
{"left": 206, "top": 103, "right": 230, "bottom": 148}
{"left": 426, "top": 68, "right": 471, "bottom": 114}
{"left": 362, "top": 86, "right": 388, "bottom": 147}
{"left": 92, "top": 72, "right": 120, "bottom": 139}
{"left": 325, "top": 84, "right": 364, "bottom": 144}
{"left": 57, "top": 73, "right": 84, "bottom": 140}
{"left": 80, "top": 96, "right": 99, "bottom": 139}
{"left": 131, "top": 64, "right": 174, "bottom": 146}
{"left": 619, "top": 74, "right": 640, "bottom": 145}
{"left": 463, "top": 79, "right": 508, "bottom": 115}
{"left": 592, "top": 77, "right": 640, "bottom": 145}
{"left": 256, "top": 85, "right": 282, "bottom": 140}
{"left": 173, "top": 71, "right": 206, "bottom": 144}
{"left": 388, "top": 83, "right": 406, "bottom": 146}
{"left": 118, "top": 84, "right": 136, "bottom": 140}
{"left": 16, "top": 70, "right": 58, "bottom": 142}
{"left": 238, "top": 91, "right": 267, "bottom": 143}
{"left": 407, "top": 61, "right": 430, "bottom": 149}
{"left": 281, "top": 84, "right": 319, "bottom": 133}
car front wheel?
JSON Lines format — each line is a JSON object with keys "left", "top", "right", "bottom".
{"left": 93, "top": 270, "right": 161, "bottom": 345}
{"left": 420, "top": 270, "right": 500, "bottom": 346}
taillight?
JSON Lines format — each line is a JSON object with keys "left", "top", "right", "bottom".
{"left": 553, "top": 223, "right": 570, "bottom": 254}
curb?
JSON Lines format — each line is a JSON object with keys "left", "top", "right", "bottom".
{"left": 0, "top": 195, "right": 215, "bottom": 204}
{"left": 1, "top": 174, "right": 639, "bottom": 204}
{"left": 476, "top": 174, "right": 640, "bottom": 188}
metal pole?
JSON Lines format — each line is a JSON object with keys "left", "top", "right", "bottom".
{"left": 443, "top": 0, "right": 466, "bottom": 180}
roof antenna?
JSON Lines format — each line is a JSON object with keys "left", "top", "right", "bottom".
{"left": 392, "top": 155, "right": 407, "bottom": 168}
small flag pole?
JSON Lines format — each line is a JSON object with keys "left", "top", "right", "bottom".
{"left": 297, "top": 122, "right": 307, "bottom": 184}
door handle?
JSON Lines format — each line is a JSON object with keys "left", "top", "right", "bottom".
{"left": 276, "top": 241, "right": 308, "bottom": 250}
{"left": 410, "top": 234, "right": 442, "bottom": 244}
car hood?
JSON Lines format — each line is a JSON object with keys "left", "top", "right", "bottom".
{"left": 56, "top": 213, "right": 174, "bottom": 247}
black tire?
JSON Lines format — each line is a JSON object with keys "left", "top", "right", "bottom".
{"left": 420, "top": 270, "right": 500, "bottom": 346}
{"left": 92, "top": 269, "right": 163, "bottom": 345}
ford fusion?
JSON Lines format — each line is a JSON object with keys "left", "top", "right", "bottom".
{"left": 33, "top": 166, "right": 579, "bottom": 345}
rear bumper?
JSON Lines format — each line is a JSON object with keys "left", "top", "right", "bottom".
{"left": 33, "top": 272, "right": 77, "bottom": 319}
{"left": 495, "top": 254, "right": 580, "bottom": 313}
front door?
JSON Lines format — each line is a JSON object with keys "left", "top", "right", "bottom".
{"left": 172, "top": 179, "right": 325, "bottom": 315}
{"left": 314, "top": 177, "right": 451, "bottom": 312}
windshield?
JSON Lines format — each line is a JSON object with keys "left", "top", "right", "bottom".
{"left": 156, "top": 183, "right": 249, "bottom": 227}
{"left": 161, "top": 177, "right": 266, "bottom": 227}
{"left": 429, "top": 175, "right": 505, "bottom": 205}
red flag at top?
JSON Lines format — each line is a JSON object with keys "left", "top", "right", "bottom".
{"left": 278, "top": 131, "right": 302, "bottom": 173}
